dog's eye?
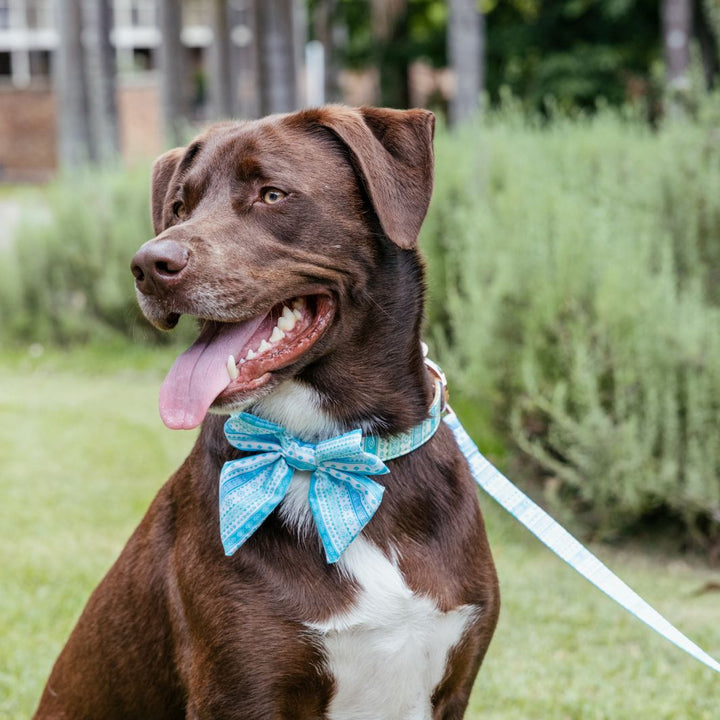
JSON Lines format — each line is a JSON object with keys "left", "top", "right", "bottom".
{"left": 261, "top": 188, "right": 287, "bottom": 205}
{"left": 172, "top": 201, "right": 186, "bottom": 219}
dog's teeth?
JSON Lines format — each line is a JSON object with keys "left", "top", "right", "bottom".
{"left": 294, "top": 297, "right": 306, "bottom": 310}
{"left": 227, "top": 355, "right": 239, "bottom": 380}
{"left": 270, "top": 326, "right": 285, "bottom": 343}
{"left": 292, "top": 308, "right": 303, "bottom": 320}
{"left": 246, "top": 348, "right": 257, "bottom": 360}
{"left": 258, "top": 339, "right": 272, "bottom": 354}
{"left": 278, "top": 306, "right": 296, "bottom": 332}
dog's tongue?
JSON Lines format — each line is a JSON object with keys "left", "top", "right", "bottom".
{"left": 159, "top": 317, "right": 265, "bottom": 430}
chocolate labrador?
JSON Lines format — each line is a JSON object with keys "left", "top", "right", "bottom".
{"left": 33, "top": 105, "right": 499, "bottom": 720}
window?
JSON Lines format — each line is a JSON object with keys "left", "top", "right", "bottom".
{"left": 0, "top": 51, "right": 11, "bottom": 76}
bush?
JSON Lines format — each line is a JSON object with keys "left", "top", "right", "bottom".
{"left": 3, "top": 102, "right": 720, "bottom": 553}
{"left": 0, "top": 164, "right": 192, "bottom": 346}
{"left": 421, "top": 98, "right": 720, "bottom": 554}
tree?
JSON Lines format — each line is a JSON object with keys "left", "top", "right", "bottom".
{"left": 210, "top": 0, "right": 235, "bottom": 119}
{"left": 56, "top": 0, "right": 93, "bottom": 169}
{"left": 696, "top": 0, "right": 720, "bottom": 89}
{"left": 484, "top": 0, "right": 660, "bottom": 111}
{"left": 310, "top": 0, "right": 344, "bottom": 103}
{"left": 448, "top": 0, "right": 485, "bottom": 125}
{"left": 158, "top": 0, "right": 187, "bottom": 145}
{"left": 83, "top": 0, "right": 119, "bottom": 164}
{"left": 228, "top": 1, "right": 260, "bottom": 118}
{"left": 371, "top": 0, "right": 410, "bottom": 107}
{"left": 255, "top": 0, "right": 301, "bottom": 114}
{"left": 661, "top": 0, "right": 692, "bottom": 93}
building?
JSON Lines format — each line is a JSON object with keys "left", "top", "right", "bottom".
{"left": 0, "top": 0, "right": 257, "bottom": 179}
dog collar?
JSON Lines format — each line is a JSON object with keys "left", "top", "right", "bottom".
{"left": 362, "top": 376, "right": 444, "bottom": 460}
{"left": 219, "top": 377, "right": 444, "bottom": 563}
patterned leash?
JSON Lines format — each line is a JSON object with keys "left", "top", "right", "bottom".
{"left": 444, "top": 407, "right": 720, "bottom": 675}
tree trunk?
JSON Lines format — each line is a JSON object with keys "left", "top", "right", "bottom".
{"left": 158, "top": 0, "right": 186, "bottom": 145}
{"left": 56, "top": 0, "right": 94, "bottom": 169}
{"left": 230, "top": 0, "right": 259, "bottom": 118}
{"left": 379, "top": 9, "right": 410, "bottom": 108}
{"left": 448, "top": 0, "right": 485, "bottom": 125}
{"left": 210, "top": 0, "right": 234, "bottom": 119}
{"left": 695, "top": 0, "right": 720, "bottom": 89}
{"left": 662, "top": 0, "right": 693, "bottom": 90}
{"left": 255, "top": 0, "right": 300, "bottom": 115}
{"left": 312, "top": 0, "right": 343, "bottom": 103}
{"left": 83, "top": 0, "right": 119, "bottom": 164}
{"left": 371, "top": 0, "right": 409, "bottom": 108}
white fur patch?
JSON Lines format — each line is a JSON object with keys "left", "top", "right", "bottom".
{"left": 257, "top": 380, "right": 475, "bottom": 719}
{"left": 278, "top": 470, "right": 314, "bottom": 536}
{"left": 251, "top": 380, "right": 341, "bottom": 441}
{"left": 308, "top": 539, "right": 477, "bottom": 720}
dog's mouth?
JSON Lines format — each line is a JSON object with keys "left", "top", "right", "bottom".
{"left": 159, "top": 294, "right": 335, "bottom": 430}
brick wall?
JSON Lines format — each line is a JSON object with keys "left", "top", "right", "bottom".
{"left": 118, "top": 75, "right": 163, "bottom": 163}
{"left": 0, "top": 84, "right": 57, "bottom": 182}
{"left": 0, "top": 76, "right": 164, "bottom": 182}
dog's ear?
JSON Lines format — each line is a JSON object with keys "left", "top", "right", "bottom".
{"left": 150, "top": 147, "right": 185, "bottom": 236}
{"left": 313, "top": 106, "right": 435, "bottom": 249}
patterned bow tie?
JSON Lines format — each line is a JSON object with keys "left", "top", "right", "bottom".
{"left": 220, "top": 412, "right": 390, "bottom": 563}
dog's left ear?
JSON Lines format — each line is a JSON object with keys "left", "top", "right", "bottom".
{"left": 313, "top": 106, "right": 435, "bottom": 249}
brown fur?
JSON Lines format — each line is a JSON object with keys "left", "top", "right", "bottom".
{"left": 33, "top": 105, "right": 499, "bottom": 720}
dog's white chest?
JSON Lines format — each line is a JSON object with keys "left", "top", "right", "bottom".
{"left": 306, "top": 538, "right": 476, "bottom": 720}
{"left": 266, "top": 383, "right": 476, "bottom": 718}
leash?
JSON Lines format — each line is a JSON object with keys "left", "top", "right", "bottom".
{"left": 444, "top": 406, "right": 720, "bottom": 675}
{"left": 419, "top": 345, "right": 720, "bottom": 674}
{"left": 221, "top": 342, "right": 719, "bottom": 672}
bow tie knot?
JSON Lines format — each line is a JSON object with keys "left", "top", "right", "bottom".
{"left": 219, "top": 412, "right": 389, "bottom": 563}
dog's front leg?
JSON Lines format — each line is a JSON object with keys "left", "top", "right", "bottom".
{"left": 431, "top": 609, "right": 499, "bottom": 720}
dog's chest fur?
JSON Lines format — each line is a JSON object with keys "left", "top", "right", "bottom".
{"left": 307, "top": 538, "right": 476, "bottom": 720}
{"left": 253, "top": 382, "right": 477, "bottom": 720}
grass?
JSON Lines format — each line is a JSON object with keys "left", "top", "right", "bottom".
{"left": 1, "top": 346, "right": 718, "bottom": 719}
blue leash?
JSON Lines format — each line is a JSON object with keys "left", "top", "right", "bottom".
{"left": 444, "top": 407, "right": 720, "bottom": 675}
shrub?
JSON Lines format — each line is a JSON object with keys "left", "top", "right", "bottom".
{"left": 3, "top": 103, "right": 720, "bottom": 553}
{"left": 421, "top": 98, "right": 720, "bottom": 554}
{"left": 0, "top": 164, "right": 193, "bottom": 346}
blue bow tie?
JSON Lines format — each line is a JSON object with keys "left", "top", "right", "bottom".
{"left": 220, "top": 412, "right": 390, "bottom": 563}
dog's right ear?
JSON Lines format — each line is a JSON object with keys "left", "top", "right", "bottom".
{"left": 306, "top": 106, "right": 435, "bottom": 250}
{"left": 150, "top": 147, "right": 185, "bottom": 236}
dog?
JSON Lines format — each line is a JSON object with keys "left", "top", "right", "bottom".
{"left": 33, "top": 105, "right": 499, "bottom": 720}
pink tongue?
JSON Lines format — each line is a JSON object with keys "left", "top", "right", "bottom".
{"left": 159, "top": 316, "right": 266, "bottom": 430}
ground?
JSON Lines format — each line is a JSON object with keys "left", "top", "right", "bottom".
{"left": 1, "top": 345, "right": 718, "bottom": 719}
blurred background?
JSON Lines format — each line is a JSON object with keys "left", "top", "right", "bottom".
{"left": 2, "top": 2, "right": 720, "bottom": 718}
{"left": 0, "top": 0, "right": 718, "bottom": 175}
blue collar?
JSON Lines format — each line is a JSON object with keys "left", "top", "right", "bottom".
{"left": 219, "top": 379, "right": 444, "bottom": 563}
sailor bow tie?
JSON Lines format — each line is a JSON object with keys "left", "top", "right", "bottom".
{"left": 219, "top": 412, "right": 390, "bottom": 563}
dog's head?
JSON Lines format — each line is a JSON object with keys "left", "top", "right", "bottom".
{"left": 132, "top": 105, "right": 435, "bottom": 431}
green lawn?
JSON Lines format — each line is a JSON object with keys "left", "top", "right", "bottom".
{"left": 1, "top": 347, "right": 718, "bottom": 719}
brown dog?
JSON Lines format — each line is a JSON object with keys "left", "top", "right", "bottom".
{"left": 34, "top": 106, "right": 499, "bottom": 720}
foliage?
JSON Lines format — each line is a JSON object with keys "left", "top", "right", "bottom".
{"left": 323, "top": 0, "right": 448, "bottom": 71}
{"left": 315, "top": 0, "right": 679, "bottom": 111}
{"left": 4, "top": 100, "right": 720, "bottom": 552}
{"left": 315, "top": 0, "right": 449, "bottom": 107}
{"left": 0, "top": 164, "right": 193, "bottom": 347}
{"left": 2, "top": 353, "right": 719, "bottom": 718}
{"left": 421, "top": 95, "right": 720, "bottom": 553}
{"left": 485, "top": 0, "right": 662, "bottom": 111}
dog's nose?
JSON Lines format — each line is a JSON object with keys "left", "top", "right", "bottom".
{"left": 131, "top": 239, "right": 189, "bottom": 295}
